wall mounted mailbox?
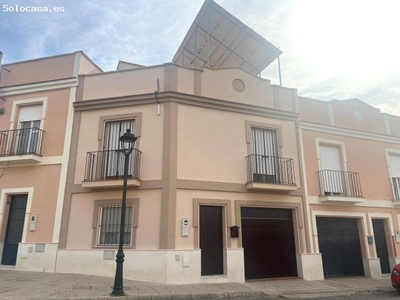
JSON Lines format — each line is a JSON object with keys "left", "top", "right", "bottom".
{"left": 230, "top": 226, "right": 239, "bottom": 238}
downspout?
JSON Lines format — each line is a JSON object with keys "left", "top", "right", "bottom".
{"left": 155, "top": 78, "right": 160, "bottom": 116}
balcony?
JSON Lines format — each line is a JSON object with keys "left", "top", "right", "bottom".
{"left": 317, "top": 170, "right": 363, "bottom": 203}
{"left": 0, "top": 127, "right": 44, "bottom": 164}
{"left": 82, "top": 149, "right": 142, "bottom": 189}
{"left": 245, "top": 154, "right": 297, "bottom": 191}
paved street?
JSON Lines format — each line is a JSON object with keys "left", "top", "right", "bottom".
{"left": 221, "top": 290, "right": 399, "bottom": 299}
{"left": 0, "top": 269, "right": 394, "bottom": 299}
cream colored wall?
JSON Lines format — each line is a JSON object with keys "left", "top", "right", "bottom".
{"left": 0, "top": 165, "right": 61, "bottom": 242}
{"left": 78, "top": 55, "right": 102, "bottom": 75}
{"left": 66, "top": 189, "right": 161, "bottom": 249}
{"left": 0, "top": 55, "right": 75, "bottom": 87}
{"left": 74, "top": 104, "right": 163, "bottom": 184}
{"left": 177, "top": 67, "right": 194, "bottom": 94}
{"left": 302, "top": 129, "right": 399, "bottom": 200}
{"left": 176, "top": 104, "right": 301, "bottom": 185}
{"left": 331, "top": 100, "right": 387, "bottom": 135}
{"left": 4, "top": 89, "right": 70, "bottom": 157}
{"left": 81, "top": 67, "right": 165, "bottom": 100}
{"left": 200, "top": 68, "right": 275, "bottom": 108}
{"left": 388, "top": 114, "right": 400, "bottom": 138}
{"left": 298, "top": 97, "right": 331, "bottom": 125}
{"left": 175, "top": 189, "right": 304, "bottom": 250}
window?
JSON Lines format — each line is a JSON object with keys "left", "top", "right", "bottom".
{"left": 16, "top": 105, "right": 42, "bottom": 154}
{"left": 98, "top": 205, "right": 133, "bottom": 246}
{"left": 102, "top": 119, "right": 135, "bottom": 179}
{"left": 319, "top": 144, "right": 343, "bottom": 195}
{"left": 251, "top": 127, "right": 279, "bottom": 183}
{"left": 388, "top": 154, "right": 400, "bottom": 200}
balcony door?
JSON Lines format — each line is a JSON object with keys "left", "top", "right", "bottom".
{"left": 320, "top": 145, "right": 343, "bottom": 195}
{"left": 251, "top": 127, "right": 278, "bottom": 183}
{"left": 17, "top": 105, "right": 42, "bottom": 154}
{"left": 388, "top": 154, "right": 400, "bottom": 200}
{"left": 103, "top": 120, "right": 135, "bottom": 179}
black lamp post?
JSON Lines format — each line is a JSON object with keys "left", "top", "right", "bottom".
{"left": 111, "top": 129, "right": 137, "bottom": 296}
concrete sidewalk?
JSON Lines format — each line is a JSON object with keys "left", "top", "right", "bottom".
{"left": 0, "top": 269, "right": 393, "bottom": 299}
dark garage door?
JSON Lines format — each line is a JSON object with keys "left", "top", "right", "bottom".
{"left": 317, "top": 217, "right": 364, "bottom": 277}
{"left": 242, "top": 207, "right": 297, "bottom": 280}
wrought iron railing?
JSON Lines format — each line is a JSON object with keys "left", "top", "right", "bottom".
{"left": 0, "top": 127, "right": 44, "bottom": 156}
{"left": 391, "top": 177, "right": 400, "bottom": 200}
{"left": 317, "top": 170, "right": 362, "bottom": 197}
{"left": 246, "top": 154, "right": 296, "bottom": 185}
{"left": 84, "top": 149, "right": 142, "bottom": 181}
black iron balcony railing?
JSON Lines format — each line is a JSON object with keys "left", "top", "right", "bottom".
{"left": 246, "top": 154, "right": 296, "bottom": 185}
{"left": 391, "top": 177, "right": 400, "bottom": 200}
{"left": 0, "top": 127, "right": 44, "bottom": 156}
{"left": 317, "top": 170, "right": 362, "bottom": 197}
{"left": 84, "top": 149, "right": 142, "bottom": 182}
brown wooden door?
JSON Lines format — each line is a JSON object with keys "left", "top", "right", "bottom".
{"left": 200, "top": 206, "right": 223, "bottom": 276}
{"left": 241, "top": 207, "right": 297, "bottom": 279}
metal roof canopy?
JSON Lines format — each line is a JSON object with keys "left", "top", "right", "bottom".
{"left": 172, "top": 0, "right": 282, "bottom": 75}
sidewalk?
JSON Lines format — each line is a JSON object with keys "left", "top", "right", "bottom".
{"left": 0, "top": 269, "right": 393, "bottom": 299}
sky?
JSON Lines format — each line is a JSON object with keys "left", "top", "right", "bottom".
{"left": 1, "top": 0, "right": 399, "bottom": 115}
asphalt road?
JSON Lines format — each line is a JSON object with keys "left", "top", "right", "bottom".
{"left": 205, "top": 290, "right": 400, "bottom": 299}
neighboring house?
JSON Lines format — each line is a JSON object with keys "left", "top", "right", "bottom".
{"left": 299, "top": 97, "right": 400, "bottom": 279}
{"left": 0, "top": 52, "right": 101, "bottom": 272}
{"left": 56, "top": 0, "right": 320, "bottom": 284}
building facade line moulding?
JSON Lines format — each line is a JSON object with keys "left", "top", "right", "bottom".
{"left": 300, "top": 121, "right": 400, "bottom": 144}
{"left": 0, "top": 77, "right": 78, "bottom": 97}
{"left": 74, "top": 91, "right": 299, "bottom": 120}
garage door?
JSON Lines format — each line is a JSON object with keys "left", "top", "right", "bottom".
{"left": 317, "top": 217, "right": 364, "bottom": 277}
{"left": 242, "top": 207, "right": 297, "bottom": 279}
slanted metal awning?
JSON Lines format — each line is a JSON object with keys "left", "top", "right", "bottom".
{"left": 172, "top": 0, "right": 282, "bottom": 75}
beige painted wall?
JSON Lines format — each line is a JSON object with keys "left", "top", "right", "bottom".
{"left": 200, "top": 68, "right": 275, "bottom": 109}
{"left": 298, "top": 97, "right": 331, "bottom": 126}
{"left": 0, "top": 54, "right": 75, "bottom": 87}
{"left": 74, "top": 103, "right": 163, "bottom": 184}
{"left": 0, "top": 164, "right": 61, "bottom": 242}
{"left": 175, "top": 189, "right": 305, "bottom": 251}
{"left": 81, "top": 67, "right": 165, "bottom": 101}
{"left": 177, "top": 67, "right": 195, "bottom": 95}
{"left": 302, "top": 129, "right": 400, "bottom": 200}
{"left": 78, "top": 54, "right": 102, "bottom": 75}
{"left": 177, "top": 104, "right": 301, "bottom": 185}
{"left": 66, "top": 189, "right": 161, "bottom": 249}
{"left": 3, "top": 89, "right": 71, "bottom": 157}
{"left": 330, "top": 99, "right": 387, "bottom": 135}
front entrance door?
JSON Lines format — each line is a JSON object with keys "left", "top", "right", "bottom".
{"left": 1, "top": 195, "right": 27, "bottom": 265}
{"left": 317, "top": 217, "right": 364, "bottom": 277}
{"left": 241, "top": 207, "right": 297, "bottom": 279}
{"left": 372, "top": 219, "right": 390, "bottom": 274}
{"left": 200, "top": 206, "right": 223, "bottom": 276}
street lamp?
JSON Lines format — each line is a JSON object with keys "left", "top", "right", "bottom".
{"left": 111, "top": 129, "right": 137, "bottom": 296}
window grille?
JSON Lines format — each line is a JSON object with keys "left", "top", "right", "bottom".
{"left": 98, "top": 205, "right": 133, "bottom": 246}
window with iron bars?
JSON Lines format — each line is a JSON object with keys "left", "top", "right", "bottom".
{"left": 98, "top": 205, "right": 133, "bottom": 246}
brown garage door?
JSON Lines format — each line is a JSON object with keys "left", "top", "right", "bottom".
{"left": 241, "top": 207, "right": 297, "bottom": 279}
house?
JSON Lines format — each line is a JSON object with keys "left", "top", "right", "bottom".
{"left": 0, "top": 52, "right": 101, "bottom": 272}
{"left": 2, "top": 0, "right": 400, "bottom": 285}
{"left": 299, "top": 97, "right": 400, "bottom": 278}
{"left": 56, "top": 0, "right": 320, "bottom": 284}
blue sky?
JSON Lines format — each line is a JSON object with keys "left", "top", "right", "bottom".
{"left": 1, "top": 0, "right": 399, "bottom": 115}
